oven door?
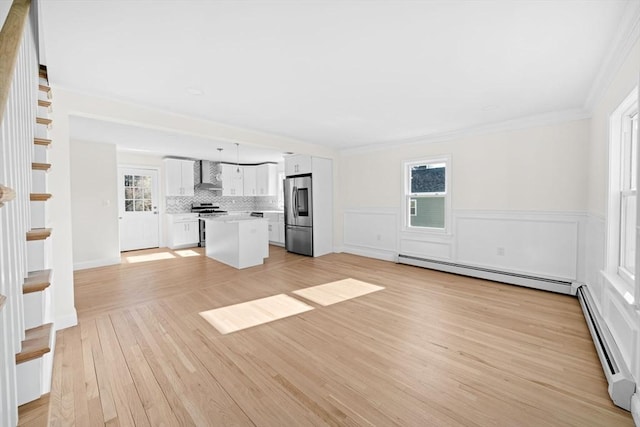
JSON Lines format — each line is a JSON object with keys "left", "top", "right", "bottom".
{"left": 198, "top": 218, "right": 206, "bottom": 247}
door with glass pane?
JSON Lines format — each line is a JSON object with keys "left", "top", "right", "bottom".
{"left": 118, "top": 168, "right": 160, "bottom": 251}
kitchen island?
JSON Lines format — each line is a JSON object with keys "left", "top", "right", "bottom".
{"left": 203, "top": 216, "right": 269, "bottom": 269}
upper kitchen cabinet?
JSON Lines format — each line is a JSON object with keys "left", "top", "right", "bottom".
{"left": 243, "top": 166, "right": 257, "bottom": 196}
{"left": 285, "top": 154, "right": 312, "bottom": 176}
{"left": 256, "top": 163, "right": 277, "bottom": 196}
{"left": 164, "top": 158, "right": 195, "bottom": 196}
{"left": 221, "top": 163, "right": 244, "bottom": 196}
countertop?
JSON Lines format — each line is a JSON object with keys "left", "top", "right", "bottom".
{"left": 169, "top": 210, "right": 283, "bottom": 215}
{"left": 201, "top": 216, "right": 267, "bottom": 223}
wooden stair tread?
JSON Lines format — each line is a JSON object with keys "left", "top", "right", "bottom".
{"left": 38, "top": 84, "right": 50, "bottom": 94}
{"left": 0, "top": 294, "right": 6, "bottom": 311}
{"left": 38, "top": 99, "right": 51, "bottom": 108}
{"left": 24, "top": 270, "right": 52, "bottom": 294}
{"left": 18, "top": 393, "right": 50, "bottom": 426}
{"left": 32, "top": 162, "right": 51, "bottom": 172}
{"left": 26, "top": 228, "right": 51, "bottom": 241}
{"left": 34, "top": 137, "right": 51, "bottom": 146}
{"left": 16, "top": 323, "right": 53, "bottom": 364}
{"left": 36, "top": 117, "right": 52, "bottom": 126}
{"left": 30, "top": 193, "right": 52, "bottom": 202}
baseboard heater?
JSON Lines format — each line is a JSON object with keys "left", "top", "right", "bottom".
{"left": 397, "top": 254, "right": 574, "bottom": 294}
{"left": 577, "top": 285, "right": 635, "bottom": 411}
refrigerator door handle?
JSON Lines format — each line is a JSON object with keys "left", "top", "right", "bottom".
{"left": 293, "top": 186, "right": 298, "bottom": 218}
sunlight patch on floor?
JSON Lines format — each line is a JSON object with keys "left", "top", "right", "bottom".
{"left": 293, "top": 278, "right": 384, "bottom": 306}
{"left": 200, "top": 294, "right": 314, "bottom": 334}
{"left": 124, "top": 252, "right": 176, "bottom": 263}
{"left": 175, "top": 249, "right": 201, "bottom": 257}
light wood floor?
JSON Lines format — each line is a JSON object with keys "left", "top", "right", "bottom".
{"left": 41, "top": 246, "right": 632, "bottom": 426}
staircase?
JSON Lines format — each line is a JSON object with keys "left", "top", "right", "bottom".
{"left": 15, "top": 65, "right": 56, "bottom": 408}
{"left": 0, "top": 0, "right": 57, "bottom": 421}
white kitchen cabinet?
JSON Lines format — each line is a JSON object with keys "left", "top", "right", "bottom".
{"left": 221, "top": 164, "right": 244, "bottom": 196}
{"left": 166, "top": 213, "right": 199, "bottom": 249}
{"left": 265, "top": 212, "right": 285, "bottom": 245}
{"left": 164, "top": 159, "right": 195, "bottom": 196}
{"left": 284, "top": 154, "right": 312, "bottom": 176}
{"left": 243, "top": 166, "right": 257, "bottom": 196}
{"left": 256, "top": 164, "right": 277, "bottom": 196}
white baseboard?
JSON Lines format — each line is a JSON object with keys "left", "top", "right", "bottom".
{"left": 55, "top": 309, "right": 78, "bottom": 330}
{"left": 632, "top": 393, "right": 639, "bottom": 427}
{"left": 342, "top": 245, "right": 397, "bottom": 262}
{"left": 73, "top": 256, "right": 121, "bottom": 271}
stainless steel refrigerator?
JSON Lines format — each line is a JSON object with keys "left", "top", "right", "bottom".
{"left": 284, "top": 174, "right": 313, "bottom": 256}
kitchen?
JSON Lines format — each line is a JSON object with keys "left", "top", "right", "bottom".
{"left": 67, "top": 115, "right": 326, "bottom": 270}
{"left": 70, "top": 135, "right": 333, "bottom": 271}
{"left": 165, "top": 157, "right": 285, "bottom": 269}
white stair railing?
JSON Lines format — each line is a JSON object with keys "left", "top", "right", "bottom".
{"left": 0, "top": 0, "right": 38, "bottom": 425}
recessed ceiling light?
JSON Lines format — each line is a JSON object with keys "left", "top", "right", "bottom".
{"left": 187, "top": 88, "right": 203, "bottom": 96}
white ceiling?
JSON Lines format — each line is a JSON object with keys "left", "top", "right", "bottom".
{"left": 40, "top": 0, "right": 634, "bottom": 160}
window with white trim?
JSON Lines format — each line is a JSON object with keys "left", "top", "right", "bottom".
{"left": 404, "top": 157, "right": 450, "bottom": 231}
{"left": 607, "top": 86, "right": 638, "bottom": 305}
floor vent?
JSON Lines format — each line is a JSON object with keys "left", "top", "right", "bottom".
{"left": 397, "top": 254, "right": 574, "bottom": 294}
{"left": 577, "top": 285, "right": 635, "bottom": 411}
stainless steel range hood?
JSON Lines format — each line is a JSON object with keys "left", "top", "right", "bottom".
{"left": 195, "top": 160, "right": 222, "bottom": 191}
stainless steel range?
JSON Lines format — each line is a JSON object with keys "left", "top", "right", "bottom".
{"left": 191, "top": 203, "right": 228, "bottom": 247}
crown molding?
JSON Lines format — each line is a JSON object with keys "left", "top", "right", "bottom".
{"left": 340, "top": 108, "right": 591, "bottom": 155}
{"left": 584, "top": 0, "right": 640, "bottom": 110}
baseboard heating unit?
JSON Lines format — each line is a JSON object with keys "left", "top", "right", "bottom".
{"left": 576, "top": 285, "right": 635, "bottom": 411}
{"left": 397, "top": 255, "right": 575, "bottom": 295}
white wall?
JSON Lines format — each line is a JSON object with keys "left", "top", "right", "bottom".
{"left": 47, "top": 88, "right": 77, "bottom": 329}
{"left": 340, "top": 119, "right": 589, "bottom": 211}
{"left": 70, "top": 140, "right": 120, "bottom": 269}
{"left": 585, "top": 36, "right": 640, "bottom": 414}
{"left": 337, "top": 119, "right": 589, "bottom": 282}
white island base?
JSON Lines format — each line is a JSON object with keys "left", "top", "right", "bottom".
{"left": 204, "top": 217, "right": 269, "bottom": 269}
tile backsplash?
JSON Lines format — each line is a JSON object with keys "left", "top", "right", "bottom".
{"left": 165, "top": 161, "right": 281, "bottom": 213}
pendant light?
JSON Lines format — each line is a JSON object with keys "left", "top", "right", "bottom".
{"left": 235, "top": 143, "right": 240, "bottom": 174}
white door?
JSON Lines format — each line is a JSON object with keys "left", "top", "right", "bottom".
{"left": 118, "top": 167, "right": 160, "bottom": 251}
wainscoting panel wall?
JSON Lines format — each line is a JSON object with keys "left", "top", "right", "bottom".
{"left": 343, "top": 209, "right": 398, "bottom": 261}
{"left": 603, "top": 289, "right": 638, "bottom": 367}
{"left": 455, "top": 212, "right": 580, "bottom": 281}
{"left": 343, "top": 209, "right": 587, "bottom": 283}
{"left": 585, "top": 214, "right": 606, "bottom": 310}
{"left": 399, "top": 237, "right": 453, "bottom": 261}
{"left": 584, "top": 213, "right": 640, "bottom": 416}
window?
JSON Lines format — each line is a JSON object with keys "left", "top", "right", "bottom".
{"left": 404, "top": 156, "right": 450, "bottom": 231}
{"left": 606, "top": 86, "right": 638, "bottom": 304}
{"left": 620, "top": 112, "right": 638, "bottom": 281}
{"left": 123, "top": 174, "right": 153, "bottom": 212}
